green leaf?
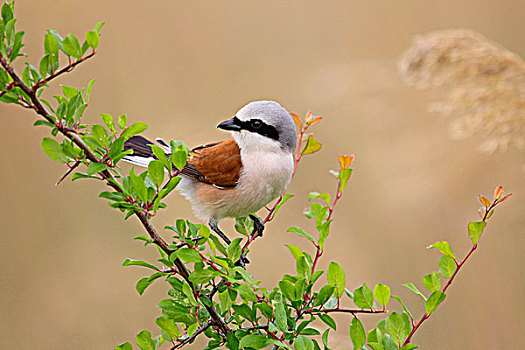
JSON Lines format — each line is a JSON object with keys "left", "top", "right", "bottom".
{"left": 301, "top": 135, "right": 322, "bottom": 155}
{"left": 387, "top": 312, "right": 411, "bottom": 347}
{"left": 327, "top": 262, "right": 345, "bottom": 298}
{"left": 238, "top": 334, "right": 271, "bottom": 350}
{"left": 34, "top": 120, "right": 55, "bottom": 128}
{"left": 159, "top": 177, "right": 181, "bottom": 199}
{"left": 72, "top": 172, "right": 97, "bottom": 181}
{"left": 403, "top": 283, "right": 427, "bottom": 301}
{"left": 349, "top": 317, "right": 366, "bottom": 349}
{"left": 468, "top": 221, "right": 487, "bottom": 245}
{"left": 269, "top": 193, "right": 294, "bottom": 220}
{"left": 136, "top": 330, "right": 155, "bottom": 350}
{"left": 425, "top": 291, "right": 446, "bottom": 315}
{"left": 62, "top": 85, "right": 78, "bottom": 99}
{"left": 1, "top": 2, "right": 14, "bottom": 23}
{"left": 87, "top": 162, "right": 107, "bottom": 176}
{"left": 122, "top": 258, "right": 159, "bottom": 271}
{"left": 85, "top": 30, "right": 99, "bottom": 49}
{"left": 170, "top": 147, "right": 188, "bottom": 171}
{"left": 237, "top": 284, "right": 257, "bottom": 302}
{"left": 280, "top": 279, "right": 298, "bottom": 301}
{"left": 129, "top": 168, "right": 148, "bottom": 202}
{"left": 156, "top": 316, "right": 179, "bottom": 340}
{"left": 313, "top": 285, "right": 334, "bottom": 307}
{"left": 374, "top": 283, "right": 391, "bottom": 307}
{"left": 438, "top": 255, "right": 456, "bottom": 279}
{"left": 338, "top": 168, "right": 352, "bottom": 192}
{"left": 400, "top": 345, "right": 419, "bottom": 350}
{"left": 62, "top": 33, "right": 81, "bottom": 59}
{"left": 234, "top": 216, "right": 254, "bottom": 236}
{"left": 318, "top": 220, "right": 332, "bottom": 250}
{"left": 148, "top": 160, "right": 165, "bottom": 188}
{"left": 427, "top": 241, "right": 456, "bottom": 260}
{"left": 285, "top": 244, "right": 304, "bottom": 261}
{"left": 41, "top": 137, "right": 68, "bottom": 162}
{"left": 319, "top": 313, "right": 336, "bottom": 330}
{"left": 422, "top": 272, "right": 441, "bottom": 292}
{"left": 188, "top": 270, "right": 215, "bottom": 284}
{"left": 227, "top": 238, "right": 242, "bottom": 262}
{"left": 392, "top": 295, "right": 413, "bottom": 321}
{"left": 115, "top": 342, "right": 133, "bottom": 350}
{"left": 294, "top": 336, "right": 314, "bottom": 350}
{"left": 100, "top": 113, "right": 117, "bottom": 133}
{"left": 287, "top": 226, "right": 316, "bottom": 245}
{"left": 308, "top": 191, "right": 331, "bottom": 204}
{"left": 136, "top": 272, "right": 163, "bottom": 295}
{"left": 181, "top": 281, "right": 198, "bottom": 306}
{"left": 273, "top": 296, "right": 288, "bottom": 332}
{"left": 118, "top": 114, "right": 127, "bottom": 129}
{"left": 149, "top": 144, "right": 169, "bottom": 169}
{"left": 353, "top": 283, "right": 375, "bottom": 309}
{"left": 84, "top": 79, "right": 96, "bottom": 102}
{"left": 94, "top": 21, "right": 105, "bottom": 33}
{"left": 175, "top": 248, "right": 202, "bottom": 263}
{"left": 122, "top": 122, "right": 148, "bottom": 140}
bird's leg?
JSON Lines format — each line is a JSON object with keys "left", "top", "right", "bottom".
{"left": 208, "top": 219, "right": 231, "bottom": 245}
{"left": 249, "top": 214, "right": 265, "bottom": 237}
{"left": 208, "top": 219, "right": 249, "bottom": 268}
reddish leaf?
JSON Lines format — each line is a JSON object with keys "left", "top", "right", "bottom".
{"left": 479, "top": 195, "right": 490, "bottom": 208}
{"left": 309, "top": 116, "right": 323, "bottom": 126}
{"left": 493, "top": 186, "right": 504, "bottom": 199}
{"left": 338, "top": 154, "right": 355, "bottom": 169}
{"left": 290, "top": 112, "right": 302, "bottom": 127}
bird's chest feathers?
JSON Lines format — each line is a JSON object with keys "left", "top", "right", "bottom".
{"left": 236, "top": 151, "right": 293, "bottom": 210}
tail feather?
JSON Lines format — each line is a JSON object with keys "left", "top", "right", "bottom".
{"left": 123, "top": 135, "right": 170, "bottom": 168}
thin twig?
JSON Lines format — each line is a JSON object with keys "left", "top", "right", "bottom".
{"left": 55, "top": 160, "right": 81, "bottom": 186}
{"left": 170, "top": 322, "right": 211, "bottom": 350}
{"left": 31, "top": 50, "right": 96, "bottom": 91}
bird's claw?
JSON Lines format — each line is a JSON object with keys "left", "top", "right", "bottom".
{"left": 249, "top": 214, "right": 265, "bottom": 237}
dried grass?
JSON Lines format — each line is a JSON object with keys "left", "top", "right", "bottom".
{"left": 399, "top": 29, "right": 525, "bottom": 153}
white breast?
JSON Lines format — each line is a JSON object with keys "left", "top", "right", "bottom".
{"left": 232, "top": 150, "right": 294, "bottom": 216}
{"left": 177, "top": 149, "right": 294, "bottom": 222}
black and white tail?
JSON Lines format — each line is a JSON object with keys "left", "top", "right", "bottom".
{"left": 123, "top": 135, "right": 170, "bottom": 168}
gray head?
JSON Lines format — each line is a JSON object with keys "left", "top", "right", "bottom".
{"left": 217, "top": 101, "right": 297, "bottom": 153}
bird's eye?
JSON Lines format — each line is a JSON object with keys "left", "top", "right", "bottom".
{"left": 251, "top": 120, "right": 262, "bottom": 129}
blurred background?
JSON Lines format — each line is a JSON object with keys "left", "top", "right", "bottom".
{"left": 1, "top": 0, "right": 523, "bottom": 349}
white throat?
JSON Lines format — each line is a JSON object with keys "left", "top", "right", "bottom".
{"left": 231, "top": 130, "right": 283, "bottom": 153}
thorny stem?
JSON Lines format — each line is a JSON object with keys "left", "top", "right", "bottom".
{"left": 0, "top": 53, "right": 230, "bottom": 336}
{"left": 170, "top": 322, "right": 211, "bottom": 350}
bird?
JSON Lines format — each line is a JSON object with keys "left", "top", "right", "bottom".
{"left": 122, "top": 101, "right": 297, "bottom": 260}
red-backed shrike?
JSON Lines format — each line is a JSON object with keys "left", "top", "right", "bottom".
{"left": 123, "top": 101, "right": 297, "bottom": 252}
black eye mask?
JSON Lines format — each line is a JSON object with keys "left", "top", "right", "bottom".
{"left": 232, "top": 117, "right": 279, "bottom": 141}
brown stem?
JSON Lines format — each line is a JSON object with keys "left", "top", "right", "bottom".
{"left": 170, "top": 322, "right": 211, "bottom": 350}
{"left": 31, "top": 50, "right": 96, "bottom": 91}
{"left": 402, "top": 200, "right": 499, "bottom": 347}
{"left": 55, "top": 160, "right": 81, "bottom": 186}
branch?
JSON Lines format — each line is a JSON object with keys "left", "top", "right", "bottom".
{"left": 402, "top": 194, "right": 510, "bottom": 346}
{"left": 0, "top": 54, "right": 230, "bottom": 337}
{"left": 170, "top": 322, "right": 211, "bottom": 350}
{"left": 31, "top": 50, "right": 96, "bottom": 91}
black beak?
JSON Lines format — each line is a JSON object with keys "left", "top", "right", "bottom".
{"left": 217, "top": 117, "right": 242, "bottom": 131}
